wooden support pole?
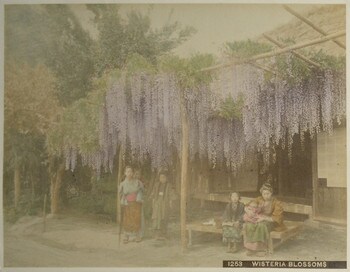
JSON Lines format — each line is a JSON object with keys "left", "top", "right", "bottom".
{"left": 283, "top": 5, "right": 346, "bottom": 50}
{"left": 14, "top": 159, "right": 20, "bottom": 210}
{"left": 311, "top": 137, "right": 318, "bottom": 220}
{"left": 43, "top": 194, "right": 47, "bottom": 232}
{"left": 179, "top": 90, "right": 189, "bottom": 251}
{"left": 116, "top": 146, "right": 124, "bottom": 225}
{"left": 201, "top": 30, "right": 345, "bottom": 72}
{"left": 263, "top": 33, "right": 322, "bottom": 69}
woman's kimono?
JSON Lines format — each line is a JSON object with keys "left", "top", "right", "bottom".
{"left": 119, "top": 178, "right": 144, "bottom": 237}
{"left": 222, "top": 202, "right": 245, "bottom": 243}
{"left": 244, "top": 196, "right": 286, "bottom": 251}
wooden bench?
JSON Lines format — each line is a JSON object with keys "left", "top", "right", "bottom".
{"left": 186, "top": 221, "right": 223, "bottom": 246}
{"left": 188, "top": 193, "right": 311, "bottom": 252}
{"left": 186, "top": 220, "right": 303, "bottom": 253}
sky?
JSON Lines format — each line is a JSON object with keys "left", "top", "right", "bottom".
{"left": 71, "top": 4, "right": 321, "bottom": 58}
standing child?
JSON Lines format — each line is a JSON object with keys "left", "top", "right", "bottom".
{"left": 134, "top": 169, "right": 146, "bottom": 238}
{"left": 119, "top": 166, "right": 144, "bottom": 243}
{"left": 150, "top": 171, "right": 176, "bottom": 240}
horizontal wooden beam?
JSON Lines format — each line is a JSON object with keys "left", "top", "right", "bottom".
{"left": 263, "top": 33, "right": 321, "bottom": 69}
{"left": 201, "top": 30, "right": 345, "bottom": 72}
{"left": 283, "top": 5, "right": 346, "bottom": 50}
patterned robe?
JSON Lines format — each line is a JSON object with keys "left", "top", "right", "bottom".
{"left": 244, "top": 196, "right": 286, "bottom": 251}
{"left": 119, "top": 179, "right": 144, "bottom": 235}
{"left": 150, "top": 181, "right": 175, "bottom": 233}
{"left": 222, "top": 202, "right": 245, "bottom": 243}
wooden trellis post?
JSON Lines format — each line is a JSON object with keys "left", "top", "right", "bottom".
{"left": 179, "top": 89, "right": 189, "bottom": 251}
{"left": 116, "top": 146, "right": 124, "bottom": 224}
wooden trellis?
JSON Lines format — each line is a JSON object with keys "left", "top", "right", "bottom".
{"left": 178, "top": 9, "right": 346, "bottom": 249}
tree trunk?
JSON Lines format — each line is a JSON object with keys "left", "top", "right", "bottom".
{"left": 14, "top": 160, "right": 21, "bottom": 210}
{"left": 179, "top": 90, "right": 189, "bottom": 251}
{"left": 50, "top": 163, "right": 65, "bottom": 215}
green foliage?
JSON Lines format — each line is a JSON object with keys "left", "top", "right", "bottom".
{"left": 4, "top": 62, "right": 60, "bottom": 169}
{"left": 274, "top": 53, "right": 311, "bottom": 85}
{"left": 95, "top": 180, "right": 118, "bottom": 193}
{"left": 273, "top": 50, "right": 345, "bottom": 85}
{"left": 44, "top": 5, "right": 96, "bottom": 106}
{"left": 217, "top": 93, "right": 245, "bottom": 120}
{"left": 224, "top": 39, "right": 272, "bottom": 59}
{"left": 125, "top": 53, "right": 157, "bottom": 76}
{"left": 87, "top": 5, "right": 196, "bottom": 75}
{"left": 223, "top": 38, "right": 345, "bottom": 86}
{"left": 5, "top": 5, "right": 96, "bottom": 106}
{"left": 160, "top": 54, "right": 216, "bottom": 89}
{"left": 47, "top": 73, "right": 108, "bottom": 155}
{"left": 309, "top": 49, "right": 346, "bottom": 71}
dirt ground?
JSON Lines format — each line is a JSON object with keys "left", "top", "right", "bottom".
{"left": 3, "top": 213, "right": 347, "bottom": 267}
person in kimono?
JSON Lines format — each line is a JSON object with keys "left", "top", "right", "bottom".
{"left": 243, "top": 183, "right": 286, "bottom": 257}
{"left": 243, "top": 200, "right": 263, "bottom": 224}
{"left": 134, "top": 169, "right": 146, "bottom": 238}
{"left": 150, "top": 171, "right": 176, "bottom": 240}
{"left": 222, "top": 192, "right": 245, "bottom": 253}
{"left": 119, "top": 166, "right": 144, "bottom": 243}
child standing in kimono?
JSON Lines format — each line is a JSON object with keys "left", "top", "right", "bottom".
{"left": 150, "top": 171, "right": 176, "bottom": 240}
{"left": 119, "top": 166, "right": 144, "bottom": 243}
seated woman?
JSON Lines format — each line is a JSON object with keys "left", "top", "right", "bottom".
{"left": 222, "top": 192, "right": 245, "bottom": 253}
{"left": 243, "top": 183, "right": 286, "bottom": 257}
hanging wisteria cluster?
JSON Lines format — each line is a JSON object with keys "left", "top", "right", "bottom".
{"left": 63, "top": 58, "right": 346, "bottom": 176}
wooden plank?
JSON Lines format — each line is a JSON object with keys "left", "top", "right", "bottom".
{"left": 192, "top": 193, "right": 312, "bottom": 215}
{"left": 186, "top": 223, "right": 223, "bottom": 234}
{"left": 201, "top": 30, "right": 345, "bottom": 72}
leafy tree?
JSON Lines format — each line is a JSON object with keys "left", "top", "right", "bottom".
{"left": 87, "top": 5, "right": 196, "bottom": 75}
{"left": 4, "top": 62, "right": 60, "bottom": 210}
{"left": 5, "top": 5, "right": 95, "bottom": 106}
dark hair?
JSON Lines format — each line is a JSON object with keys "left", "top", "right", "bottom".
{"left": 260, "top": 183, "right": 273, "bottom": 194}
